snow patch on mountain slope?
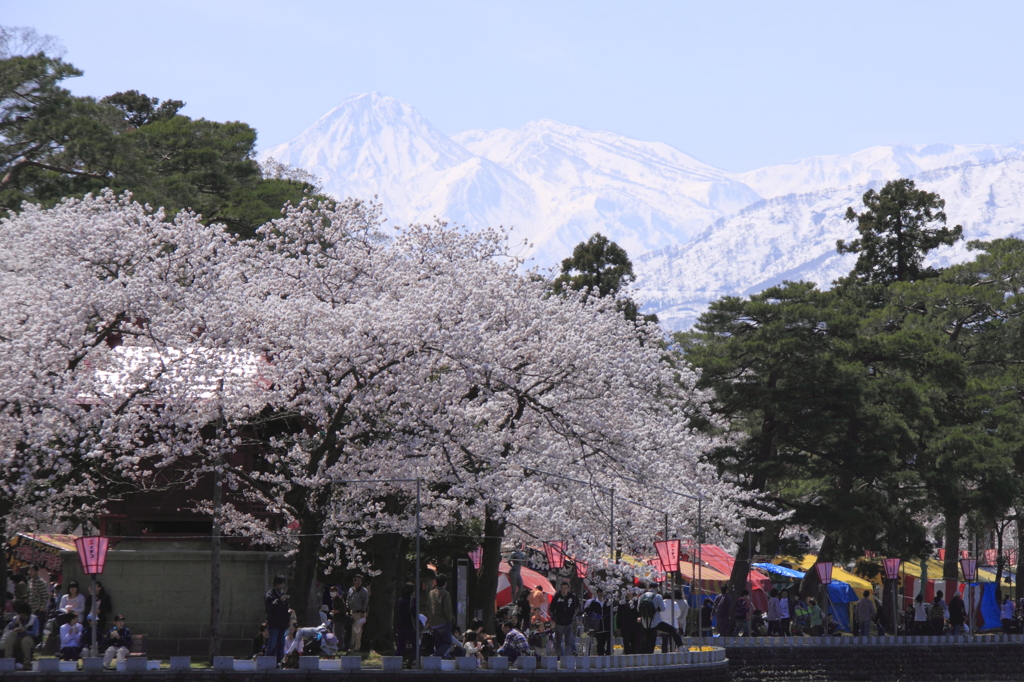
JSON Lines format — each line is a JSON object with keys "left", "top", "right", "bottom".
{"left": 633, "top": 157, "right": 1024, "bottom": 330}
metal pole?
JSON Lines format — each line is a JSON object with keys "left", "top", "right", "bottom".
{"left": 415, "top": 478, "right": 422, "bottom": 669}
{"left": 210, "top": 468, "right": 222, "bottom": 661}
{"left": 90, "top": 574, "right": 98, "bottom": 658}
{"left": 697, "top": 499, "right": 703, "bottom": 638}
{"left": 666, "top": 513, "right": 674, "bottom": 651}
{"left": 610, "top": 486, "right": 615, "bottom": 565}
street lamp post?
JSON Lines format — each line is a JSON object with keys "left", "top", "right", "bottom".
{"left": 816, "top": 562, "right": 833, "bottom": 636}
{"left": 883, "top": 558, "right": 902, "bottom": 636}
{"left": 74, "top": 536, "right": 110, "bottom": 658}
{"left": 960, "top": 557, "right": 977, "bottom": 636}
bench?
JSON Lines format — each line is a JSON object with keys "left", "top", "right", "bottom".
{"left": 128, "top": 634, "right": 147, "bottom": 658}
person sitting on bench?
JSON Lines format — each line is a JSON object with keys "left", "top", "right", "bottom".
{"left": 102, "top": 614, "right": 133, "bottom": 669}
{"left": 2, "top": 602, "right": 40, "bottom": 667}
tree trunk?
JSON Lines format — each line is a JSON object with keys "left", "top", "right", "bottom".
{"left": 289, "top": 520, "right": 322, "bottom": 626}
{"left": 943, "top": 508, "right": 962, "bottom": 580}
{"left": 362, "top": 533, "right": 405, "bottom": 654}
{"left": 801, "top": 534, "right": 836, "bottom": 601}
{"left": 728, "top": 528, "right": 760, "bottom": 597}
{"left": 469, "top": 506, "right": 506, "bottom": 634}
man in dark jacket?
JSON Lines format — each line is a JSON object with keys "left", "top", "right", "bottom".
{"left": 583, "top": 588, "right": 613, "bottom": 655}
{"left": 948, "top": 590, "right": 967, "bottom": 636}
{"left": 549, "top": 581, "right": 580, "bottom": 657}
{"left": 264, "top": 575, "right": 290, "bottom": 664}
{"left": 620, "top": 589, "right": 641, "bottom": 654}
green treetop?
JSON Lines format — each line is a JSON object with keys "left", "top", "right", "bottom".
{"left": 837, "top": 178, "right": 963, "bottom": 285}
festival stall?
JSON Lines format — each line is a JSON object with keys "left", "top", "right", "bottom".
{"left": 495, "top": 560, "right": 555, "bottom": 609}
{"left": 753, "top": 562, "right": 858, "bottom": 632}
{"left": 696, "top": 544, "right": 772, "bottom": 610}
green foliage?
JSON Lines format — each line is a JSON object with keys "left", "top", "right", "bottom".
{"left": 684, "top": 181, "right": 1024, "bottom": 566}
{"left": 553, "top": 233, "right": 657, "bottom": 323}
{"left": 837, "top": 178, "right": 963, "bottom": 285}
{"left": 0, "top": 38, "right": 316, "bottom": 237}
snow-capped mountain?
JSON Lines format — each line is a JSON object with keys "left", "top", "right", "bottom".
{"left": 636, "top": 157, "right": 1024, "bottom": 329}
{"left": 262, "top": 93, "right": 539, "bottom": 249}
{"left": 262, "top": 93, "right": 1024, "bottom": 329}
{"left": 454, "top": 121, "right": 759, "bottom": 262}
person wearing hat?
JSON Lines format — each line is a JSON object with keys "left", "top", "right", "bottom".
{"left": 102, "top": 614, "right": 133, "bottom": 669}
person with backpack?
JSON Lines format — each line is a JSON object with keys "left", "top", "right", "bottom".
{"left": 713, "top": 584, "right": 734, "bottom": 637}
{"left": 638, "top": 584, "right": 683, "bottom": 653}
{"left": 549, "top": 581, "right": 580, "bottom": 657}
{"left": 733, "top": 589, "right": 752, "bottom": 637}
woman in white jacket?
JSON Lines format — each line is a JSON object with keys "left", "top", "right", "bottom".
{"left": 59, "top": 612, "right": 83, "bottom": 661}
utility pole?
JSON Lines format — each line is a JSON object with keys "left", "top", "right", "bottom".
{"left": 209, "top": 469, "right": 222, "bottom": 662}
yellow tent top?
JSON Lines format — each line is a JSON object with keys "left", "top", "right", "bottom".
{"left": 776, "top": 556, "right": 875, "bottom": 592}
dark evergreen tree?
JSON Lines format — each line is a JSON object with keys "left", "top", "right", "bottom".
{"left": 0, "top": 36, "right": 317, "bottom": 237}
{"left": 837, "top": 178, "right": 963, "bottom": 285}
{"left": 553, "top": 233, "right": 657, "bottom": 323}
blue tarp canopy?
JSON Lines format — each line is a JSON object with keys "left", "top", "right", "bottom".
{"left": 752, "top": 562, "right": 858, "bottom": 632}
{"left": 752, "top": 563, "right": 806, "bottom": 579}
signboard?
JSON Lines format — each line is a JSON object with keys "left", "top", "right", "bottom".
{"left": 8, "top": 534, "right": 78, "bottom": 574}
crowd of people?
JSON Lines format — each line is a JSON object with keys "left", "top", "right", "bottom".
{"left": 1, "top": 564, "right": 134, "bottom": 670}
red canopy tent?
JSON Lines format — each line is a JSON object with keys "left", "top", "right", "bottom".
{"left": 695, "top": 543, "right": 772, "bottom": 611}
{"left": 495, "top": 560, "right": 556, "bottom": 609}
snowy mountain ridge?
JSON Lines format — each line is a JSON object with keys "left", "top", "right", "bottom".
{"left": 261, "top": 93, "right": 1024, "bottom": 329}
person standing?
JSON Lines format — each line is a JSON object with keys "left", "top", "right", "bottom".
{"left": 425, "top": 574, "right": 453, "bottom": 657}
{"left": 713, "top": 585, "right": 734, "bottom": 637}
{"left": 766, "top": 589, "right": 781, "bottom": 636}
{"left": 1000, "top": 595, "right": 1015, "bottom": 634}
{"left": 549, "top": 581, "right": 580, "bottom": 657}
{"left": 929, "top": 591, "right": 946, "bottom": 636}
{"left": 948, "top": 590, "right": 966, "bottom": 636}
{"left": 733, "top": 589, "right": 751, "bottom": 637}
{"left": 395, "top": 584, "right": 416, "bottom": 665}
{"left": 700, "top": 598, "right": 714, "bottom": 638}
{"left": 26, "top": 565, "right": 49, "bottom": 625}
{"left": 619, "top": 589, "right": 641, "bottom": 655}
{"left": 912, "top": 594, "right": 927, "bottom": 634}
{"left": 639, "top": 585, "right": 682, "bottom": 653}
{"left": 778, "top": 589, "right": 792, "bottom": 636}
{"left": 808, "top": 598, "right": 823, "bottom": 636}
{"left": 101, "top": 614, "right": 133, "bottom": 669}
{"left": 856, "top": 590, "right": 875, "bottom": 636}
{"left": 583, "top": 588, "right": 612, "bottom": 655}
{"left": 85, "top": 581, "right": 114, "bottom": 638}
{"left": 264, "top": 575, "right": 290, "bottom": 665}
{"left": 346, "top": 575, "right": 369, "bottom": 652}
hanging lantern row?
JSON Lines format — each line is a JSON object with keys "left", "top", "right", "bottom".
{"left": 882, "top": 557, "right": 902, "bottom": 581}
{"left": 75, "top": 536, "right": 110, "bottom": 575}
{"left": 654, "top": 538, "right": 681, "bottom": 574}
{"left": 960, "top": 557, "right": 977, "bottom": 582}
{"left": 468, "top": 546, "right": 483, "bottom": 571}
{"left": 574, "top": 559, "right": 589, "bottom": 579}
{"left": 543, "top": 541, "right": 567, "bottom": 570}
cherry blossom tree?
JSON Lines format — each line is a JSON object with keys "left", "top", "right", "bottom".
{"left": 0, "top": 191, "right": 243, "bottom": 539}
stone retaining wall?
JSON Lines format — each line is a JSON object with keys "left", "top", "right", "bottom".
{"left": 728, "top": 643, "right": 1024, "bottom": 682}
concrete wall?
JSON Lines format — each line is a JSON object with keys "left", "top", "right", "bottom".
{"left": 728, "top": 643, "right": 1024, "bottom": 682}
{"left": 61, "top": 541, "right": 289, "bottom": 658}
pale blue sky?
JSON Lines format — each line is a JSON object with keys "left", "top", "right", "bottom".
{"left": 6, "top": 1, "right": 1023, "bottom": 171}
